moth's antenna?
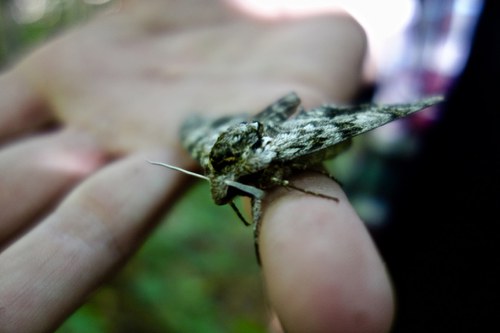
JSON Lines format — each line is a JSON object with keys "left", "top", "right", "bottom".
{"left": 147, "top": 160, "right": 209, "bottom": 181}
{"left": 148, "top": 160, "right": 265, "bottom": 199}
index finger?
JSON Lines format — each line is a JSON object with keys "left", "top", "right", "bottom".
{"left": 260, "top": 173, "right": 394, "bottom": 333}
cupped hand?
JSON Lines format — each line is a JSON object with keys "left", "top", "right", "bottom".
{"left": 0, "top": 1, "right": 392, "bottom": 332}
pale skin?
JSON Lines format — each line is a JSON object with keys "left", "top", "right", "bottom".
{"left": 0, "top": 1, "right": 393, "bottom": 332}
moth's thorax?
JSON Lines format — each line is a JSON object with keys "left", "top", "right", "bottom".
{"left": 208, "top": 121, "right": 272, "bottom": 174}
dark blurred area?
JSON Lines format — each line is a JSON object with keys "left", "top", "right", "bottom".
{"left": 377, "top": 1, "right": 500, "bottom": 331}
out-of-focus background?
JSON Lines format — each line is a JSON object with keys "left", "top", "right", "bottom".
{"left": 0, "top": 0, "right": 108, "bottom": 65}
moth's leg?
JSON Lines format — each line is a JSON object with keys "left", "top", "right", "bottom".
{"left": 271, "top": 176, "right": 340, "bottom": 202}
{"left": 286, "top": 183, "right": 339, "bottom": 202}
{"left": 251, "top": 197, "right": 263, "bottom": 265}
{"left": 228, "top": 201, "right": 251, "bottom": 226}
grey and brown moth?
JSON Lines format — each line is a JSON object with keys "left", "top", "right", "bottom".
{"left": 150, "top": 92, "right": 443, "bottom": 262}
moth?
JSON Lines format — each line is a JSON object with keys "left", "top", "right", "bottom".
{"left": 150, "top": 92, "right": 443, "bottom": 262}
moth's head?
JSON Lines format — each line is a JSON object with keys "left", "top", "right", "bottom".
{"left": 209, "top": 121, "right": 263, "bottom": 174}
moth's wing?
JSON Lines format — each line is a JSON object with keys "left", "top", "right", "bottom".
{"left": 179, "top": 92, "right": 301, "bottom": 169}
{"left": 253, "top": 92, "right": 302, "bottom": 134}
{"left": 180, "top": 114, "right": 247, "bottom": 169}
{"left": 270, "top": 96, "right": 444, "bottom": 164}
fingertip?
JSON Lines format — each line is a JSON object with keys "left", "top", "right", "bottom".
{"left": 260, "top": 173, "right": 394, "bottom": 333}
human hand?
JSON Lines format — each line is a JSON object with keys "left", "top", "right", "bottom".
{"left": 0, "top": 0, "right": 392, "bottom": 332}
